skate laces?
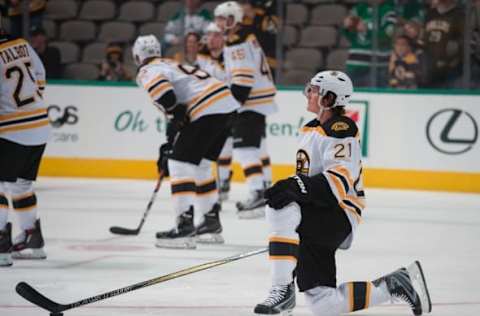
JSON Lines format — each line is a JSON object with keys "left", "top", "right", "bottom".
{"left": 13, "top": 231, "right": 27, "bottom": 244}
{"left": 263, "top": 285, "right": 289, "bottom": 306}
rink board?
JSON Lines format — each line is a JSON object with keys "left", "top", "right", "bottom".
{"left": 39, "top": 83, "right": 480, "bottom": 192}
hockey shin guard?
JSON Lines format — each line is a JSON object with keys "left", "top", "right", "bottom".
{"left": 168, "top": 159, "right": 197, "bottom": 217}
{"left": 6, "top": 179, "right": 37, "bottom": 231}
{"left": 234, "top": 147, "right": 264, "bottom": 192}
{"left": 266, "top": 202, "right": 301, "bottom": 286}
{"left": 195, "top": 159, "right": 218, "bottom": 216}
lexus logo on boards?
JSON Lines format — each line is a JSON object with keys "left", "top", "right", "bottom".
{"left": 426, "top": 108, "right": 478, "bottom": 155}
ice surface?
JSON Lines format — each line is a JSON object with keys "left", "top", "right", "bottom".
{"left": 1, "top": 177, "right": 479, "bottom": 316}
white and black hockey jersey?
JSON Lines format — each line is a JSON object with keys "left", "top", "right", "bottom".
{"left": 223, "top": 28, "right": 277, "bottom": 115}
{"left": 196, "top": 49, "right": 228, "bottom": 82}
{"left": 0, "top": 35, "right": 50, "bottom": 145}
{"left": 296, "top": 116, "right": 365, "bottom": 248}
{"left": 136, "top": 58, "right": 239, "bottom": 121}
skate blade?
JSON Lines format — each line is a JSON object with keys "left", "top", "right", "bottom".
{"left": 155, "top": 237, "right": 196, "bottom": 249}
{"left": 253, "top": 308, "right": 293, "bottom": 316}
{"left": 0, "top": 253, "right": 13, "bottom": 267}
{"left": 407, "top": 261, "right": 432, "bottom": 314}
{"left": 12, "top": 248, "right": 47, "bottom": 260}
{"left": 197, "top": 233, "right": 225, "bottom": 244}
{"left": 238, "top": 207, "right": 265, "bottom": 219}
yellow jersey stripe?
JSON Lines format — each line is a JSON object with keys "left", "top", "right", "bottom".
{"left": 0, "top": 38, "right": 27, "bottom": 51}
{"left": 144, "top": 75, "right": 168, "bottom": 91}
{"left": 0, "top": 108, "right": 47, "bottom": 122}
{"left": 187, "top": 82, "right": 225, "bottom": 108}
{"left": 301, "top": 126, "right": 327, "bottom": 135}
{"left": 269, "top": 236, "right": 300, "bottom": 245}
{"left": 150, "top": 82, "right": 174, "bottom": 99}
{"left": 190, "top": 90, "right": 230, "bottom": 119}
{"left": 244, "top": 98, "right": 275, "bottom": 106}
{"left": 231, "top": 68, "right": 255, "bottom": 74}
{"left": 250, "top": 87, "right": 276, "bottom": 96}
{"left": 0, "top": 119, "right": 49, "bottom": 134}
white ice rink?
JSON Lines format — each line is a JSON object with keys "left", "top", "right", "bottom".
{"left": 1, "top": 177, "right": 479, "bottom": 316}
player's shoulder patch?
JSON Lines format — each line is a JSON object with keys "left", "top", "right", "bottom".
{"left": 322, "top": 115, "right": 358, "bottom": 138}
{"left": 226, "top": 26, "right": 252, "bottom": 46}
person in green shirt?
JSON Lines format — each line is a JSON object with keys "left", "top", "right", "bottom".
{"left": 342, "top": 0, "right": 397, "bottom": 87}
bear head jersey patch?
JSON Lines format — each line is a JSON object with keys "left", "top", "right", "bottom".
{"left": 296, "top": 149, "right": 310, "bottom": 176}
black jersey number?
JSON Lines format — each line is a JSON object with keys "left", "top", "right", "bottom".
{"left": 260, "top": 54, "right": 273, "bottom": 82}
{"left": 177, "top": 64, "right": 210, "bottom": 80}
{"left": 5, "top": 62, "right": 36, "bottom": 107}
{"left": 334, "top": 143, "right": 352, "bottom": 159}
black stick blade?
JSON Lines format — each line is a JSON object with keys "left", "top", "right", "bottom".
{"left": 16, "top": 282, "right": 64, "bottom": 313}
{"left": 109, "top": 226, "right": 139, "bottom": 235}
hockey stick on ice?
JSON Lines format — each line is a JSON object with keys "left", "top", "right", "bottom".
{"left": 109, "top": 171, "right": 165, "bottom": 235}
{"left": 16, "top": 247, "right": 268, "bottom": 316}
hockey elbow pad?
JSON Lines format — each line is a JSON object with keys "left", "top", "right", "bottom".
{"left": 230, "top": 84, "right": 251, "bottom": 105}
{"left": 155, "top": 90, "right": 177, "bottom": 113}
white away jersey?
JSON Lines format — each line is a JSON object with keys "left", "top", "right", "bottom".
{"left": 0, "top": 36, "right": 50, "bottom": 145}
{"left": 296, "top": 116, "right": 365, "bottom": 248}
{"left": 224, "top": 29, "right": 277, "bottom": 115}
{"left": 136, "top": 58, "right": 239, "bottom": 121}
{"left": 196, "top": 50, "right": 228, "bottom": 82}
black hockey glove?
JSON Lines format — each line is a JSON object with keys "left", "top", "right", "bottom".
{"left": 165, "top": 104, "right": 189, "bottom": 143}
{"left": 157, "top": 142, "right": 172, "bottom": 176}
{"left": 264, "top": 174, "right": 311, "bottom": 210}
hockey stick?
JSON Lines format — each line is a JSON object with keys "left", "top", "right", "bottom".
{"left": 16, "top": 247, "right": 268, "bottom": 316}
{"left": 109, "top": 171, "right": 165, "bottom": 235}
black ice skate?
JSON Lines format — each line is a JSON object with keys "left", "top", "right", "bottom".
{"left": 236, "top": 190, "right": 266, "bottom": 219}
{"left": 196, "top": 203, "right": 224, "bottom": 244}
{"left": 254, "top": 282, "right": 295, "bottom": 315}
{"left": 155, "top": 208, "right": 196, "bottom": 249}
{"left": 219, "top": 171, "right": 232, "bottom": 202}
{"left": 12, "top": 219, "right": 47, "bottom": 260}
{"left": 374, "top": 261, "right": 432, "bottom": 315}
{"left": 0, "top": 223, "right": 13, "bottom": 267}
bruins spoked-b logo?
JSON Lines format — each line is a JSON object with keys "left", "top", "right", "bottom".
{"left": 296, "top": 149, "right": 310, "bottom": 175}
{"left": 426, "top": 108, "right": 478, "bottom": 155}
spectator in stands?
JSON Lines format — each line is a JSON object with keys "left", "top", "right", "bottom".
{"left": 471, "top": 0, "right": 480, "bottom": 88}
{"left": 99, "top": 42, "right": 132, "bottom": 82}
{"left": 3, "top": 0, "right": 46, "bottom": 38}
{"left": 174, "top": 32, "right": 201, "bottom": 66}
{"left": 163, "top": 0, "right": 211, "bottom": 48}
{"left": 388, "top": 35, "right": 421, "bottom": 88}
{"left": 342, "top": 0, "right": 397, "bottom": 87}
{"left": 423, "top": 0, "right": 464, "bottom": 88}
{"left": 240, "top": 0, "right": 279, "bottom": 78}
{"left": 30, "top": 26, "right": 62, "bottom": 79}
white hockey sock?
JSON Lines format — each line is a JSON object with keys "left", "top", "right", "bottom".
{"left": 168, "top": 159, "right": 197, "bottom": 218}
{"left": 260, "top": 138, "right": 272, "bottom": 185}
{"left": 266, "top": 203, "right": 301, "bottom": 285}
{"left": 12, "top": 193, "right": 37, "bottom": 231}
{"left": 5, "top": 179, "right": 37, "bottom": 230}
{"left": 195, "top": 159, "right": 218, "bottom": 216}
{"left": 218, "top": 137, "right": 233, "bottom": 182}
{"left": 234, "top": 147, "right": 264, "bottom": 191}
{"left": 305, "top": 281, "right": 392, "bottom": 316}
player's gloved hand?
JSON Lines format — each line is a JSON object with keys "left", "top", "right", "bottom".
{"left": 264, "top": 174, "right": 311, "bottom": 210}
{"left": 157, "top": 142, "right": 172, "bottom": 176}
{"left": 168, "top": 104, "right": 189, "bottom": 131}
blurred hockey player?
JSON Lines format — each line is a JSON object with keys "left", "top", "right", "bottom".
{"left": 214, "top": 1, "right": 277, "bottom": 217}
{"left": 0, "top": 15, "right": 49, "bottom": 267}
{"left": 133, "top": 35, "right": 239, "bottom": 249}
{"left": 196, "top": 23, "right": 235, "bottom": 202}
{"left": 254, "top": 71, "right": 432, "bottom": 316}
